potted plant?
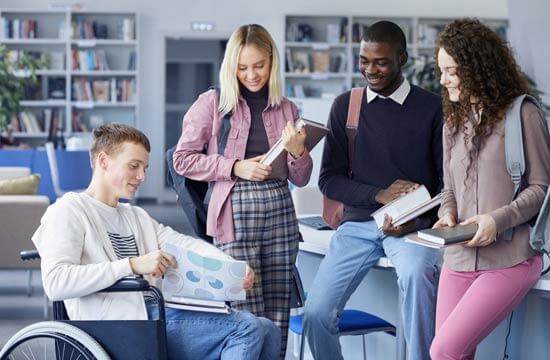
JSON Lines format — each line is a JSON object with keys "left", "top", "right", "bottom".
{"left": 0, "top": 44, "right": 47, "bottom": 134}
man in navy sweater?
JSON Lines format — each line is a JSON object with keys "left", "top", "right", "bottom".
{"left": 303, "top": 21, "right": 443, "bottom": 360}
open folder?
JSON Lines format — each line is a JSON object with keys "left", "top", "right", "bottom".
{"left": 260, "top": 118, "right": 329, "bottom": 179}
{"left": 162, "top": 244, "right": 246, "bottom": 313}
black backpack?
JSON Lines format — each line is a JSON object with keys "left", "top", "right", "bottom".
{"left": 166, "top": 90, "right": 231, "bottom": 242}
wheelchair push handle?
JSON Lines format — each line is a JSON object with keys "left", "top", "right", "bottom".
{"left": 20, "top": 249, "right": 40, "bottom": 261}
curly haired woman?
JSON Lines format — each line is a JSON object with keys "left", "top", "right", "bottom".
{"left": 430, "top": 18, "right": 550, "bottom": 359}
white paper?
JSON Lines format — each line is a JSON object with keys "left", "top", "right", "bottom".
{"left": 163, "top": 244, "right": 246, "bottom": 301}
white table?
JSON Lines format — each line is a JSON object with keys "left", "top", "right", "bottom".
{"left": 297, "top": 218, "right": 406, "bottom": 360}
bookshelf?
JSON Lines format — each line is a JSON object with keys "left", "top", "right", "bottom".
{"left": 0, "top": 8, "right": 139, "bottom": 144}
{"left": 284, "top": 15, "right": 507, "bottom": 101}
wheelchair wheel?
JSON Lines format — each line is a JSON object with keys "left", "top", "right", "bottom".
{"left": 0, "top": 321, "right": 110, "bottom": 360}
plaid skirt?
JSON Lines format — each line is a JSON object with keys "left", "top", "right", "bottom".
{"left": 216, "top": 178, "right": 300, "bottom": 358}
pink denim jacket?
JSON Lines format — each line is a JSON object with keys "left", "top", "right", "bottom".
{"left": 173, "top": 89, "right": 313, "bottom": 243}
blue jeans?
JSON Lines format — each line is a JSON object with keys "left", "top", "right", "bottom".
{"left": 302, "top": 220, "right": 440, "bottom": 360}
{"left": 146, "top": 302, "right": 281, "bottom": 360}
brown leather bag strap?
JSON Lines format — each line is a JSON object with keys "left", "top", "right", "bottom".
{"left": 345, "top": 87, "right": 365, "bottom": 171}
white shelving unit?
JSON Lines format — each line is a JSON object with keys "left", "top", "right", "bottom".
{"left": 284, "top": 15, "right": 507, "bottom": 102}
{"left": 0, "top": 8, "right": 139, "bottom": 143}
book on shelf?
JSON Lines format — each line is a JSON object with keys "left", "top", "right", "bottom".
{"left": 285, "top": 48, "right": 294, "bottom": 73}
{"left": 72, "top": 49, "right": 110, "bottom": 71}
{"left": 48, "top": 51, "right": 65, "bottom": 70}
{"left": 326, "top": 23, "right": 340, "bottom": 43}
{"left": 292, "top": 51, "right": 310, "bottom": 73}
{"left": 371, "top": 185, "right": 442, "bottom": 230}
{"left": 92, "top": 80, "right": 110, "bottom": 102}
{"left": 406, "top": 224, "right": 478, "bottom": 248}
{"left": 260, "top": 118, "right": 329, "bottom": 179}
{"left": 18, "top": 112, "right": 41, "bottom": 133}
{"left": 120, "top": 18, "right": 135, "bottom": 41}
{"left": 329, "top": 53, "right": 346, "bottom": 73}
{"left": 162, "top": 244, "right": 247, "bottom": 313}
{"left": 48, "top": 77, "right": 66, "bottom": 100}
{"left": 293, "top": 84, "right": 305, "bottom": 98}
{"left": 2, "top": 18, "right": 37, "bottom": 39}
{"left": 127, "top": 50, "right": 137, "bottom": 71}
{"left": 312, "top": 51, "right": 330, "bottom": 73}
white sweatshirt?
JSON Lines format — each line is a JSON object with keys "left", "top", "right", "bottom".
{"left": 32, "top": 192, "right": 231, "bottom": 320}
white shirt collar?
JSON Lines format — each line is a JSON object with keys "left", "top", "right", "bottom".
{"left": 366, "top": 78, "right": 411, "bottom": 105}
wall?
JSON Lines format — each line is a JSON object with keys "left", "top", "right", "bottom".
{"left": 507, "top": 0, "right": 550, "bottom": 105}
{"left": 1, "top": 0, "right": 508, "bottom": 199}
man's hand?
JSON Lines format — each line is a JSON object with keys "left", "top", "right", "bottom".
{"left": 375, "top": 180, "right": 419, "bottom": 205}
{"left": 433, "top": 213, "right": 457, "bottom": 229}
{"left": 461, "top": 214, "right": 497, "bottom": 248}
{"left": 382, "top": 215, "right": 420, "bottom": 237}
{"left": 232, "top": 155, "right": 272, "bottom": 181}
{"left": 129, "top": 250, "right": 177, "bottom": 278}
{"left": 242, "top": 265, "right": 255, "bottom": 290}
{"left": 282, "top": 120, "right": 306, "bottom": 158}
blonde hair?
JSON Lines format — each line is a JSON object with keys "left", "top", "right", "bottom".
{"left": 218, "top": 24, "right": 283, "bottom": 115}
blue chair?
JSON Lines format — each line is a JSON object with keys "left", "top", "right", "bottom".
{"left": 290, "top": 267, "right": 396, "bottom": 360}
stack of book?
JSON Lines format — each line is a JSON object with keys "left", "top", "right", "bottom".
{"left": 406, "top": 224, "right": 478, "bottom": 249}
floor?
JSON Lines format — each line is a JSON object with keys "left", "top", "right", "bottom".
{"left": 0, "top": 202, "right": 302, "bottom": 358}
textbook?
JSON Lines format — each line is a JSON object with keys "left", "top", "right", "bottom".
{"left": 260, "top": 118, "right": 329, "bottom": 179}
{"left": 417, "top": 224, "right": 478, "bottom": 245}
{"left": 371, "top": 185, "right": 442, "bottom": 230}
{"left": 162, "top": 244, "right": 247, "bottom": 312}
{"left": 165, "top": 296, "right": 231, "bottom": 314}
{"left": 406, "top": 224, "right": 478, "bottom": 249}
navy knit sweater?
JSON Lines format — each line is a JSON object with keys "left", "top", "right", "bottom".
{"left": 319, "top": 85, "right": 444, "bottom": 223}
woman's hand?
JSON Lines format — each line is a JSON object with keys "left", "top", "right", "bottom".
{"left": 242, "top": 265, "right": 255, "bottom": 290}
{"left": 129, "top": 250, "right": 177, "bottom": 278}
{"left": 232, "top": 155, "right": 272, "bottom": 181}
{"left": 461, "top": 214, "right": 497, "bottom": 247}
{"left": 433, "top": 213, "right": 457, "bottom": 229}
{"left": 282, "top": 121, "right": 306, "bottom": 158}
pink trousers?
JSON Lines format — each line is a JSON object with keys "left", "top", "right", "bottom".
{"left": 430, "top": 255, "right": 542, "bottom": 360}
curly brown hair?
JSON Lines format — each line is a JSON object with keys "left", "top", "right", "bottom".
{"left": 434, "top": 18, "right": 533, "bottom": 178}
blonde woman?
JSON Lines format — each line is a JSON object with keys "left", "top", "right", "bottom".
{"left": 173, "top": 24, "right": 312, "bottom": 357}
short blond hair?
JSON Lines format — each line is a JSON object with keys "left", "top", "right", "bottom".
{"left": 218, "top": 24, "right": 283, "bottom": 116}
{"left": 90, "top": 123, "right": 150, "bottom": 169}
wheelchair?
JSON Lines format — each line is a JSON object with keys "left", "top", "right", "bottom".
{"left": 0, "top": 250, "right": 168, "bottom": 360}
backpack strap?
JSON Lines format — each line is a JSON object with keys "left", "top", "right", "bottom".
{"left": 345, "top": 87, "right": 365, "bottom": 172}
{"left": 210, "top": 87, "right": 232, "bottom": 155}
{"left": 504, "top": 94, "right": 543, "bottom": 240}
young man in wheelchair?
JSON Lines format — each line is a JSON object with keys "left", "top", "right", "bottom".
{"left": 32, "top": 123, "right": 281, "bottom": 360}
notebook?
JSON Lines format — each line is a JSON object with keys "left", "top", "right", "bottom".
{"left": 261, "top": 118, "right": 329, "bottom": 179}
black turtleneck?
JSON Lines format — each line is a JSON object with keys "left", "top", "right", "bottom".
{"left": 240, "top": 84, "right": 270, "bottom": 159}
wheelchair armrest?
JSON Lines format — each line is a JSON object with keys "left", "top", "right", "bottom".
{"left": 101, "top": 278, "right": 166, "bottom": 323}
{"left": 101, "top": 277, "right": 150, "bottom": 292}
{"left": 20, "top": 249, "right": 40, "bottom": 261}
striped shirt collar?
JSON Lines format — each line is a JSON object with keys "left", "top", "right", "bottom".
{"left": 366, "top": 78, "right": 411, "bottom": 105}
